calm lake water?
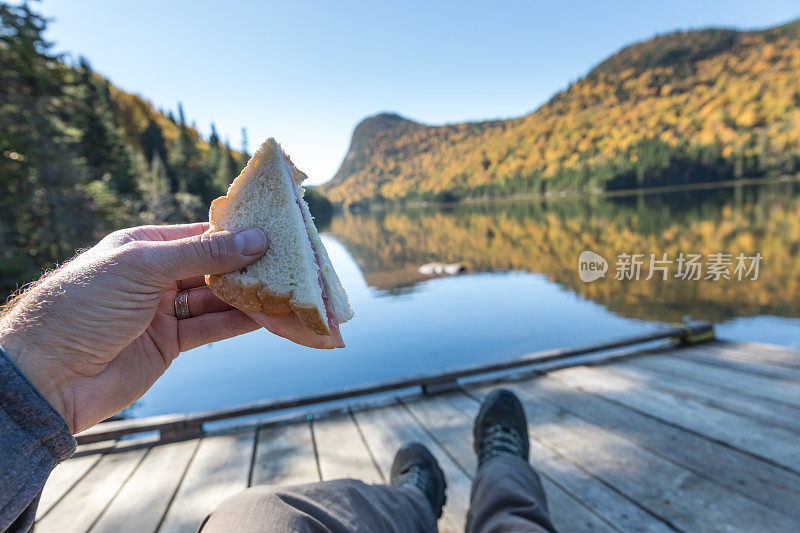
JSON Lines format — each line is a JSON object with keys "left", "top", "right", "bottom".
{"left": 134, "top": 180, "right": 800, "bottom": 418}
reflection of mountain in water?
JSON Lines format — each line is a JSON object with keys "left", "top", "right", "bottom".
{"left": 329, "top": 182, "right": 800, "bottom": 323}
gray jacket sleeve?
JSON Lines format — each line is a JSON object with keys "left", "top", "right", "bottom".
{"left": 0, "top": 347, "right": 76, "bottom": 532}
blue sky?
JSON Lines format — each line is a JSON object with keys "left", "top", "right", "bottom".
{"left": 39, "top": 0, "right": 799, "bottom": 184}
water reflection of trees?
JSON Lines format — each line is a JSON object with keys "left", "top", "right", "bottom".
{"left": 329, "top": 182, "right": 800, "bottom": 323}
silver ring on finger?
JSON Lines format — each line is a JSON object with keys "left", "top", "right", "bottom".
{"left": 174, "top": 289, "right": 192, "bottom": 320}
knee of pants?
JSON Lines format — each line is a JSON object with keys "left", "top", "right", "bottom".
{"left": 212, "top": 479, "right": 364, "bottom": 509}
{"left": 216, "top": 485, "right": 287, "bottom": 510}
{"left": 200, "top": 485, "right": 305, "bottom": 532}
{"left": 212, "top": 481, "right": 365, "bottom": 513}
{"left": 201, "top": 480, "right": 370, "bottom": 532}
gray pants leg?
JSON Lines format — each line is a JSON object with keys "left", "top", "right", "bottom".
{"left": 466, "top": 455, "right": 557, "bottom": 533}
{"left": 198, "top": 479, "right": 437, "bottom": 533}
{"left": 200, "top": 456, "right": 555, "bottom": 532}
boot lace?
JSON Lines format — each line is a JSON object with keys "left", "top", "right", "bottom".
{"left": 392, "top": 465, "right": 429, "bottom": 489}
{"left": 480, "top": 424, "right": 523, "bottom": 463}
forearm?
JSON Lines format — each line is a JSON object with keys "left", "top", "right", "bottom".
{"left": 0, "top": 346, "right": 76, "bottom": 532}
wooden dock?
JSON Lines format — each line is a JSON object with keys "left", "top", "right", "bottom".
{"left": 34, "top": 339, "right": 800, "bottom": 532}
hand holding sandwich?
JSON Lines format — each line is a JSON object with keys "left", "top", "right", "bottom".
{"left": 0, "top": 222, "right": 267, "bottom": 434}
{"left": 0, "top": 138, "right": 353, "bottom": 435}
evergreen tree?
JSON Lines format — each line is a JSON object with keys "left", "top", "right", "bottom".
{"left": 226, "top": 144, "right": 241, "bottom": 178}
{"left": 140, "top": 119, "right": 167, "bottom": 170}
{"left": 74, "top": 57, "right": 138, "bottom": 194}
{"left": 177, "top": 101, "right": 186, "bottom": 126}
{"left": 167, "top": 101, "right": 206, "bottom": 197}
{"left": 241, "top": 127, "right": 249, "bottom": 155}
{"left": 212, "top": 145, "right": 234, "bottom": 193}
{"left": 138, "top": 154, "right": 176, "bottom": 222}
{"left": 209, "top": 122, "right": 220, "bottom": 146}
{"left": 205, "top": 123, "right": 229, "bottom": 197}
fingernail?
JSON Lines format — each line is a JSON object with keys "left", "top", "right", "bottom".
{"left": 234, "top": 228, "right": 267, "bottom": 255}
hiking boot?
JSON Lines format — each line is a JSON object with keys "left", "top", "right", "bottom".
{"left": 390, "top": 442, "right": 447, "bottom": 518}
{"left": 473, "top": 389, "right": 530, "bottom": 467}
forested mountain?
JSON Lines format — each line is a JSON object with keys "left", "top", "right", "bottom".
{"left": 323, "top": 20, "right": 800, "bottom": 206}
{"left": 0, "top": 3, "right": 251, "bottom": 292}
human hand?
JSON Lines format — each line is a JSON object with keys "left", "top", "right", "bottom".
{"left": 0, "top": 222, "right": 267, "bottom": 433}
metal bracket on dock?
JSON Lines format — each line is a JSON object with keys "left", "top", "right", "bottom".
{"left": 159, "top": 420, "right": 204, "bottom": 442}
{"left": 421, "top": 378, "right": 461, "bottom": 396}
{"left": 673, "top": 322, "right": 716, "bottom": 345}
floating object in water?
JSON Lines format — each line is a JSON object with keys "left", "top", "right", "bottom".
{"left": 418, "top": 262, "right": 466, "bottom": 276}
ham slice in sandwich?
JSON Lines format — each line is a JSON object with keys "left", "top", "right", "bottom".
{"left": 205, "top": 138, "right": 354, "bottom": 349}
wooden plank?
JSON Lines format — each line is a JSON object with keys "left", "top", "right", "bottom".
{"left": 530, "top": 371, "right": 800, "bottom": 521}
{"left": 406, "top": 392, "right": 667, "bottom": 533}
{"left": 159, "top": 430, "right": 255, "bottom": 533}
{"left": 676, "top": 346, "right": 800, "bottom": 383}
{"left": 551, "top": 365, "right": 800, "bottom": 474}
{"left": 715, "top": 341, "right": 800, "bottom": 370}
{"left": 628, "top": 353, "right": 800, "bottom": 408}
{"left": 352, "top": 402, "right": 470, "bottom": 533}
{"left": 537, "top": 477, "right": 619, "bottom": 533}
{"left": 36, "top": 448, "right": 148, "bottom": 533}
{"left": 480, "top": 381, "right": 799, "bottom": 532}
{"left": 313, "top": 412, "right": 383, "bottom": 484}
{"left": 251, "top": 420, "right": 320, "bottom": 486}
{"left": 90, "top": 439, "right": 199, "bottom": 533}
{"left": 613, "top": 361, "right": 800, "bottom": 434}
{"left": 36, "top": 454, "right": 103, "bottom": 520}
{"left": 400, "top": 394, "right": 478, "bottom": 474}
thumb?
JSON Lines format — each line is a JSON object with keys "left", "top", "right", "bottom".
{"left": 144, "top": 228, "right": 268, "bottom": 281}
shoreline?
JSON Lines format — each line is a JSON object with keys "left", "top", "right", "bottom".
{"left": 342, "top": 174, "right": 800, "bottom": 212}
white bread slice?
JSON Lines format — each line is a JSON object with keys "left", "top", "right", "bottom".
{"left": 205, "top": 138, "right": 353, "bottom": 336}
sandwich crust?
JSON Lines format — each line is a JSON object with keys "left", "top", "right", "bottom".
{"left": 204, "top": 139, "right": 331, "bottom": 336}
{"left": 205, "top": 271, "right": 330, "bottom": 336}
